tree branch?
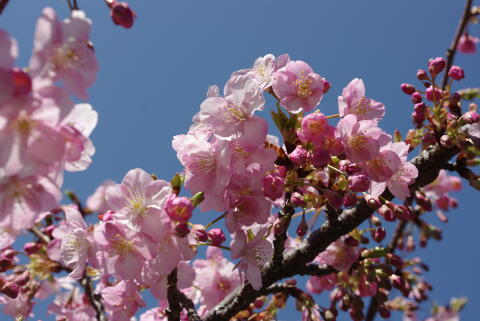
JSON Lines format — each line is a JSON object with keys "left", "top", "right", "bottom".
{"left": 441, "top": 0, "right": 474, "bottom": 89}
{"left": 0, "top": 0, "right": 9, "bottom": 15}
{"left": 205, "top": 141, "right": 461, "bottom": 321}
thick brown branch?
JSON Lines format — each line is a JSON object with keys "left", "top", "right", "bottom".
{"left": 441, "top": 0, "right": 474, "bottom": 89}
{"left": 205, "top": 142, "right": 460, "bottom": 321}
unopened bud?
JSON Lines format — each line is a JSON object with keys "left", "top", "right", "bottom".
{"left": 0, "top": 257, "right": 14, "bottom": 272}
{"left": 290, "top": 192, "right": 306, "bottom": 208}
{"left": 416, "top": 69, "right": 428, "bottom": 81}
{"left": 428, "top": 57, "right": 446, "bottom": 77}
{"left": 448, "top": 65, "right": 465, "bottom": 81}
{"left": 12, "top": 68, "right": 32, "bottom": 96}
{"left": 365, "top": 195, "right": 381, "bottom": 210}
{"left": 461, "top": 111, "right": 480, "bottom": 124}
{"left": 400, "top": 83, "right": 416, "bottom": 95}
{"left": 175, "top": 223, "right": 190, "bottom": 237}
{"left": 110, "top": 2, "right": 136, "bottom": 29}
{"left": 410, "top": 92, "right": 422, "bottom": 104}
{"left": 23, "top": 242, "right": 41, "bottom": 255}
{"left": 372, "top": 227, "right": 386, "bottom": 243}
{"left": 1, "top": 282, "right": 19, "bottom": 299}
{"left": 296, "top": 215, "right": 308, "bottom": 237}
{"left": 208, "top": 228, "right": 225, "bottom": 246}
{"left": 322, "top": 79, "right": 331, "bottom": 93}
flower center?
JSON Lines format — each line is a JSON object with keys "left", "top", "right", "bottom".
{"left": 112, "top": 234, "right": 134, "bottom": 255}
{"left": 293, "top": 74, "right": 312, "bottom": 98}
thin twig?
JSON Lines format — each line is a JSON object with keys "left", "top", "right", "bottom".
{"left": 81, "top": 275, "right": 107, "bottom": 321}
{"left": 166, "top": 269, "right": 182, "bottom": 321}
{"left": 0, "top": 0, "right": 9, "bottom": 15}
{"left": 441, "top": 0, "right": 474, "bottom": 89}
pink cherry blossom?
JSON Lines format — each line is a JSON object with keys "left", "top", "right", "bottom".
{"left": 195, "top": 72, "right": 267, "bottom": 151}
{"left": 93, "top": 221, "right": 153, "bottom": 281}
{"left": 362, "top": 148, "right": 402, "bottom": 182}
{"left": 52, "top": 205, "right": 96, "bottom": 279}
{"left": 193, "top": 247, "right": 240, "bottom": 310}
{"left": 336, "top": 114, "right": 390, "bottom": 163}
{"left": 272, "top": 60, "right": 324, "bottom": 113}
{"left": 314, "top": 238, "right": 360, "bottom": 271}
{"left": 306, "top": 273, "right": 337, "bottom": 294}
{"left": 29, "top": 8, "right": 98, "bottom": 99}
{"left": 86, "top": 180, "right": 116, "bottom": 213}
{"left": 370, "top": 142, "right": 418, "bottom": 200}
{"left": 48, "top": 290, "right": 96, "bottom": 321}
{"left": 231, "top": 228, "right": 273, "bottom": 290}
{"left": 233, "top": 53, "right": 290, "bottom": 90}
{"left": 338, "top": 78, "right": 385, "bottom": 121}
{"left": 106, "top": 168, "right": 171, "bottom": 235}
{"left": 172, "top": 133, "right": 231, "bottom": 212}
{"left": 101, "top": 280, "right": 145, "bottom": 321}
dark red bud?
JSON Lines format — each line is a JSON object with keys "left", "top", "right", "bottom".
{"left": 111, "top": 2, "right": 136, "bottom": 29}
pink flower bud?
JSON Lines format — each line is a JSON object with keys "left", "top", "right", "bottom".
{"left": 400, "top": 83, "right": 415, "bottom": 95}
{"left": 309, "top": 148, "right": 330, "bottom": 168}
{"left": 428, "top": 57, "right": 446, "bottom": 77}
{"left": 378, "top": 205, "right": 395, "bottom": 221}
{"left": 461, "top": 111, "right": 480, "bottom": 124}
{"left": 175, "top": 223, "right": 190, "bottom": 237}
{"left": 411, "top": 110, "right": 425, "bottom": 124}
{"left": 372, "top": 227, "right": 386, "bottom": 243}
{"left": 322, "top": 79, "right": 331, "bottom": 93}
{"left": 253, "top": 298, "right": 264, "bottom": 309}
{"left": 457, "top": 34, "right": 479, "bottom": 54}
{"left": 261, "top": 175, "right": 284, "bottom": 200}
{"left": 393, "top": 205, "right": 413, "bottom": 221}
{"left": 0, "top": 257, "right": 14, "bottom": 272}
{"left": 348, "top": 173, "right": 371, "bottom": 192}
{"left": 12, "top": 68, "right": 32, "bottom": 96}
{"left": 425, "top": 87, "right": 443, "bottom": 102}
{"left": 1, "top": 282, "right": 19, "bottom": 299}
{"left": 289, "top": 145, "right": 308, "bottom": 166}
{"left": 365, "top": 195, "right": 381, "bottom": 210}
{"left": 110, "top": 2, "right": 136, "bottom": 29}
{"left": 194, "top": 229, "right": 208, "bottom": 242}
{"left": 415, "top": 192, "right": 432, "bottom": 212}
{"left": 165, "top": 195, "right": 193, "bottom": 222}
{"left": 410, "top": 92, "right": 422, "bottom": 104}
{"left": 290, "top": 192, "right": 306, "bottom": 207}
{"left": 448, "top": 65, "right": 465, "bottom": 81}
{"left": 296, "top": 215, "right": 308, "bottom": 237}
{"left": 208, "top": 228, "right": 225, "bottom": 246}
{"left": 440, "top": 135, "right": 454, "bottom": 148}
{"left": 23, "top": 242, "right": 41, "bottom": 255}
{"left": 387, "top": 253, "right": 403, "bottom": 269}
{"left": 416, "top": 69, "right": 428, "bottom": 80}
{"left": 414, "top": 102, "right": 426, "bottom": 113}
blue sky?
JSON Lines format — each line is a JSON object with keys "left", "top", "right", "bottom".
{"left": 1, "top": 0, "right": 479, "bottom": 320}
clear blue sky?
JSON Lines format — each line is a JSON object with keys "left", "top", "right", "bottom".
{"left": 1, "top": 0, "right": 479, "bottom": 320}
